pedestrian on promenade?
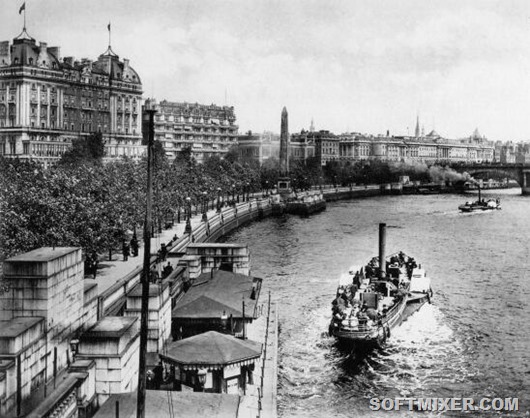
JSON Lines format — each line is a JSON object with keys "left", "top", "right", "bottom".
{"left": 160, "top": 243, "right": 167, "bottom": 261}
{"left": 130, "top": 235, "right": 139, "bottom": 257}
{"left": 150, "top": 265, "right": 160, "bottom": 283}
{"left": 163, "top": 262, "right": 173, "bottom": 279}
{"left": 91, "top": 250, "right": 99, "bottom": 279}
{"left": 122, "top": 241, "right": 130, "bottom": 262}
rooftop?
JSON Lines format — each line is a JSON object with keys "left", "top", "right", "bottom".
{"left": 6, "top": 247, "right": 79, "bottom": 263}
{"left": 0, "top": 317, "right": 43, "bottom": 338}
{"left": 161, "top": 331, "right": 262, "bottom": 369}
{"left": 173, "top": 270, "right": 261, "bottom": 319}
{"left": 186, "top": 243, "right": 248, "bottom": 249}
{"left": 81, "top": 316, "right": 137, "bottom": 339}
{"left": 128, "top": 282, "right": 169, "bottom": 297}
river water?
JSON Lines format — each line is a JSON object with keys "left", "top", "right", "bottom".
{"left": 222, "top": 189, "right": 530, "bottom": 417}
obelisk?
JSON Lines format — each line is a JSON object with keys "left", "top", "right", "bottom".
{"left": 279, "top": 107, "right": 289, "bottom": 177}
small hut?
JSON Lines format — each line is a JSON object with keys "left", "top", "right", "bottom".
{"left": 172, "top": 270, "right": 262, "bottom": 338}
{"left": 160, "top": 331, "right": 262, "bottom": 394}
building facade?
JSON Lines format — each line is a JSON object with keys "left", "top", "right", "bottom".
{"left": 0, "top": 29, "right": 144, "bottom": 167}
{"left": 237, "top": 130, "right": 314, "bottom": 166}
{"left": 291, "top": 130, "right": 336, "bottom": 166}
{"left": 335, "top": 129, "right": 495, "bottom": 165}
{"left": 144, "top": 98, "right": 238, "bottom": 164}
{"left": 237, "top": 131, "right": 279, "bottom": 164}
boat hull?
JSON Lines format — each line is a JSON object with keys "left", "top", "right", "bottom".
{"left": 458, "top": 204, "right": 501, "bottom": 212}
{"left": 330, "top": 291, "right": 431, "bottom": 349}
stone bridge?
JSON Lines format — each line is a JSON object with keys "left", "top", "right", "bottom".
{"left": 452, "top": 163, "right": 530, "bottom": 195}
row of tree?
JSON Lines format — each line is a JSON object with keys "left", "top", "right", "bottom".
{"left": 0, "top": 132, "right": 454, "bottom": 266}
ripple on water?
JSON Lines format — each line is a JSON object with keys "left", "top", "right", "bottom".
{"left": 222, "top": 193, "right": 530, "bottom": 417}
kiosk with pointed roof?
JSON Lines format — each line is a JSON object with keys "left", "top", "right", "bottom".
{"left": 160, "top": 331, "right": 262, "bottom": 393}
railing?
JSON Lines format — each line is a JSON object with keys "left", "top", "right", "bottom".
{"left": 98, "top": 197, "right": 273, "bottom": 316}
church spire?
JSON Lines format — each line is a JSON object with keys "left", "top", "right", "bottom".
{"left": 414, "top": 114, "right": 420, "bottom": 138}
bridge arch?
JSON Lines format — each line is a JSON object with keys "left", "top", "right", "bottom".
{"left": 452, "top": 164, "right": 530, "bottom": 195}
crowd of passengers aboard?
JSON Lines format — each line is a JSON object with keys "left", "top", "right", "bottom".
{"left": 331, "top": 252, "right": 416, "bottom": 330}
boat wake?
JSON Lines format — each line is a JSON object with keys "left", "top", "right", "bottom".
{"left": 361, "top": 303, "right": 475, "bottom": 397}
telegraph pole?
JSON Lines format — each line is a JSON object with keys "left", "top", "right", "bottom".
{"left": 137, "top": 108, "right": 156, "bottom": 418}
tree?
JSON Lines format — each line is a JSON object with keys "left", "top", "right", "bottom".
{"left": 58, "top": 132, "right": 106, "bottom": 166}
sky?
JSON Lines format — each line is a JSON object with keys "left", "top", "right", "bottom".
{"left": 1, "top": 0, "right": 530, "bottom": 141}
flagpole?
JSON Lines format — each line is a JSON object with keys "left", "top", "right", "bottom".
{"left": 23, "top": 5, "right": 26, "bottom": 30}
{"left": 108, "top": 22, "right": 111, "bottom": 48}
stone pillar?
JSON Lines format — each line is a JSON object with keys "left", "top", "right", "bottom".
{"left": 1, "top": 247, "right": 84, "bottom": 413}
{"left": 279, "top": 107, "right": 289, "bottom": 177}
{"left": 125, "top": 282, "right": 171, "bottom": 354}
{"left": 76, "top": 317, "right": 140, "bottom": 405}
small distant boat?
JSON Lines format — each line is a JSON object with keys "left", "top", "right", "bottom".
{"left": 458, "top": 187, "right": 501, "bottom": 212}
{"left": 329, "top": 223, "right": 433, "bottom": 349}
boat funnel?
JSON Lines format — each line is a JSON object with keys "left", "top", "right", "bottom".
{"left": 379, "top": 223, "right": 386, "bottom": 279}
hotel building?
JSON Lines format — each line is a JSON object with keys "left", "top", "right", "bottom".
{"left": 144, "top": 98, "right": 238, "bottom": 164}
{"left": 0, "top": 28, "right": 144, "bottom": 167}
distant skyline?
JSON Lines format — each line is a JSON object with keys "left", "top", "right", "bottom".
{"left": 2, "top": 0, "right": 530, "bottom": 141}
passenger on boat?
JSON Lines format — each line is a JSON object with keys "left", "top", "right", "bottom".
{"left": 366, "top": 308, "right": 378, "bottom": 321}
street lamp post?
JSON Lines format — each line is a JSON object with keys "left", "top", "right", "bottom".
{"left": 201, "top": 191, "right": 208, "bottom": 222}
{"left": 232, "top": 184, "right": 236, "bottom": 205}
{"left": 265, "top": 180, "right": 269, "bottom": 196}
{"left": 216, "top": 187, "right": 222, "bottom": 213}
{"left": 185, "top": 197, "right": 192, "bottom": 235}
{"left": 246, "top": 182, "right": 250, "bottom": 201}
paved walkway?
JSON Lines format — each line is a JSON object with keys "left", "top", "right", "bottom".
{"left": 86, "top": 206, "right": 222, "bottom": 294}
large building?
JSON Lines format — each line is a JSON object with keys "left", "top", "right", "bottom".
{"left": 0, "top": 28, "right": 144, "bottom": 167}
{"left": 336, "top": 128, "right": 495, "bottom": 165}
{"left": 144, "top": 98, "right": 238, "bottom": 163}
{"left": 291, "top": 130, "right": 337, "bottom": 166}
{"left": 237, "top": 130, "right": 315, "bottom": 166}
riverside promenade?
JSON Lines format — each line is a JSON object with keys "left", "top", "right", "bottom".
{"left": 89, "top": 184, "right": 380, "bottom": 297}
{"left": 86, "top": 184, "right": 381, "bottom": 418}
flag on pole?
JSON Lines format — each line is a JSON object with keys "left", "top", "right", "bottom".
{"left": 19, "top": 2, "right": 25, "bottom": 14}
{"left": 108, "top": 22, "right": 111, "bottom": 32}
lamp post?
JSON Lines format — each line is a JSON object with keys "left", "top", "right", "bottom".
{"left": 265, "top": 180, "right": 269, "bottom": 196}
{"left": 319, "top": 176, "right": 322, "bottom": 191}
{"left": 232, "top": 184, "right": 236, "bottom": 205}
{"left": 236, "top": 183, "right": 240, "bottom": 203}
{"left": 201, "top": 191, "right": 208, "bottom": 222}
{"left": 220, "top": 310, "right": 228, "bottom": 331}
{"left": 246, "top": 181, "right": 250, "bottom": 201}
{"left": 185, "top": 197, "right": 192, "bottom": 235}
{"left": 216, "top": 187, "right": 222, "bottom": 212}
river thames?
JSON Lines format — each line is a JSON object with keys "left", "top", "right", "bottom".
{"left": 223, "top": 189, "right": 529, "bottom": 417}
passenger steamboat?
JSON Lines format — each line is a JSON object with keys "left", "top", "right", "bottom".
{"left": 458, "top": 187, "right": 501, "bottom": 212}
{"left": 329, "top": 223, "right": 432, "bottom": 348}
